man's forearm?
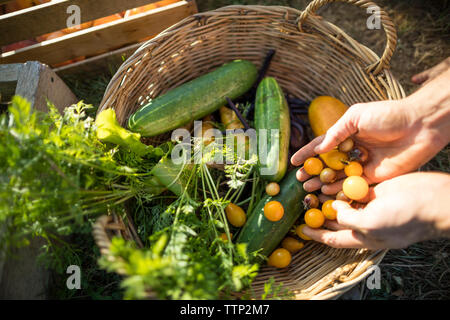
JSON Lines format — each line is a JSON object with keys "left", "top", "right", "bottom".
{"left": 408, "top": 67, "right": 450, "bottom": 146}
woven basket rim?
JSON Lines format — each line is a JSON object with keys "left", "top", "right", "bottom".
{"left": 98, "top": 2, "right": 402, "bottom": 115}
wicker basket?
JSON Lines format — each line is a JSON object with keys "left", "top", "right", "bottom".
{"left": 94, "top": 0, "right": 405, "bottom": 299}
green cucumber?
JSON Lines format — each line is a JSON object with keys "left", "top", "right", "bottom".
{"left": 236, "top": 169, "right": 306, "bottom": 257}
{"left": 254, "top": 77, "right": 290, "bottom": 182}
{"left": 128, "top": 60, "right": 258, "bottom": 137}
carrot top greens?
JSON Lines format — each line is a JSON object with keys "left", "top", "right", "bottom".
{"left": 0, "top": 96, "right": 289, "bottom": 299}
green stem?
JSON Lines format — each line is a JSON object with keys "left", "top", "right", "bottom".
{"left": 167, "top": 164, "right": 196, "bottom": 258}
{"left": 13, "top": 206, "right": 106, "bottom": 240}
{"left": 247, "top": 171, "right": 259, "bottom": 215}
{"left": 227, "top": 167, "right": 254, "bottom": 204}
{"left": 202, "top": 164, "right": 233, "bottom": 259}
{"left": 235, "top": 197, "right": 251, "bottom": 206}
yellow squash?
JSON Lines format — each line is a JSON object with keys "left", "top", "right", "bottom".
{"left": 319, "top": 149, "right": 348, "bottom": 170}
{"left": 308, "top": 96, "right": 349, "bottom": 168}
{"left": 219, "top": 106, "right": 250, "bottom": 158}
{"left": 201, "top": 114, "right": 215, "bottom": 146}
{"left": 219, "top": 106, "right": 244, "bottom": 130}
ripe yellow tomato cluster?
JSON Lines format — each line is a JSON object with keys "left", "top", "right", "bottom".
{"left": 292, "top": 198, "right": 337, "bottom": 247}
{"left": 303, "top": 199, "right": 337, "bottom": 229}
{"left": 297, "top": 138, "right": 371, "bottom": 246}
{"left": 340, "top": 141, "right": 369, "bottom": 201}
{"left": 303, "top": 150, "right": 347, "bottom": 185}
{"left": 267, "top": 199, "right": 330, "bottom": 269}
{"left": 302, "top": 197, "right": 336, "bottom": 226}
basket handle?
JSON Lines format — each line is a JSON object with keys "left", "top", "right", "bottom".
{"left": 297, "top": 0, "right": 397, "bottom": 75}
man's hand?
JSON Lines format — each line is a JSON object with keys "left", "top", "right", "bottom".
{"left": 301, "top": 172, "right": 450, "bottom": 250}
{"left": 291, "top": 65, "right": 450, "bottom": 194}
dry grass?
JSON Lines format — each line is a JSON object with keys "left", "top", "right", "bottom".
{"left": 365, "top": 240, "right": 450, "bottom": 300}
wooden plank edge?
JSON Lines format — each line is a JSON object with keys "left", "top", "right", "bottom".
{"left": 55, "top": 0, "right": 197, "bottom": 76}
{"left": 0, "top": 0, "right": 162, "bottom": 46}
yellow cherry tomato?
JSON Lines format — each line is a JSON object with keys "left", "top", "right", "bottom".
{"left": 322, "top": 200, "right": 337, "bottom": 220}
{"left": 343, "top": 176, "right": 369, "bottom": 201}
{"left": 338, "top": 138, "right": 354, "bottom": 153}
{"left": 263, "top": 201, "right": 284, "bottom": 222}
{"left": 304, "top": 208, "right": 325, "bottom": 229}
{"left": 296, "top": 224, "right": 312, "bottom": 241}
{"left": 319, "top": 167, "right": 337, "bottom": 184}
{"left": 219, "top": 232, "right": 233, "bottom": 242}
{"left": 344, "top": 161, "right": 363, "bottom": 177}
{"left": 268, "top": 248, "right": 292, "bottom": 268}
{"left": 320, "top": 150, "right": 348, "bottom": 170}
{"left": 225, "top": 203, "right": 246, "bottom": 227}
{"left": 281, "top": 237, "right": 304, "bottom": 253}
{"left": 303, "top": 157, "right": 323, "bottom": 175}
{"left": 265, "top": 182, "right": 280, "bottom": 196}
{"left": 303, "top": 193, "right": 319, "bottom": 209}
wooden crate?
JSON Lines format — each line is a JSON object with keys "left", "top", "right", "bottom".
{"left": 0, "top": 61, "right": 77, "bottom": 110}
{"left": 0, "top": 61, "right": 78, "bottom": 299}
{"left": 0, "top": 0, "right": 198, "bottom": 74}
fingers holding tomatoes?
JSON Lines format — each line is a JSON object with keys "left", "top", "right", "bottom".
{"left": 300, "top": 227, "right": 371, "bottom": 249}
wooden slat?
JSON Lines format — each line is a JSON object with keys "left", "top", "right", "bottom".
{"left": 0, "top": 0, "right": 12, "bottom": 5}
{"left": 0, "top": 1, "right": 196, "bottom": 66}
{"left": 0, "top": 0, "right": 162, "bottom": 46}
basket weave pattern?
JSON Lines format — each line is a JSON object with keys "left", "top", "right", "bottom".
{"left": 95, "top": 0, "right": 405, "bottom": 299}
